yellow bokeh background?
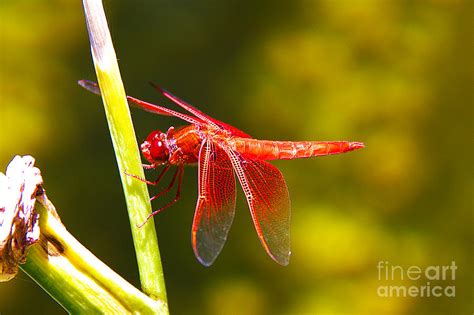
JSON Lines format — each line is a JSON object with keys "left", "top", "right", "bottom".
{"left": 0, "top": 1, "right": 471, "bottom": 314}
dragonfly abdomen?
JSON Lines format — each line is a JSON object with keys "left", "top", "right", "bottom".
{"left": 231, "top": 138, "right": 364, "bottom": 160}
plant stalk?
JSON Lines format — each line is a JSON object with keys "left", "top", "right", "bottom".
{"left": 21, "top": 201, "right": 166, "bottom": 314}
{"left": 82, "top": 0, "right": 168, "bottom": 305}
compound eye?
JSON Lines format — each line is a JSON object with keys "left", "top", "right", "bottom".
{"left": 150, "top": 140, "right": 168, "bottom": 162}
{"left": 146, "top": 130, "right": 162, "bottom": 142}
{"left": 143, "top": 130, "right": 168, "bottom": 163}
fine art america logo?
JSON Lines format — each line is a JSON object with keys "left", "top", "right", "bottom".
{"left": 377, "top": 261, "right": 457, "bottom": 297}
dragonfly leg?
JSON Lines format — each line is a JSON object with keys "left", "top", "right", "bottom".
{"left": 138, "top": 165, "right": 184, "bottom": 228}
{"left": 125, "top": 164, "right": 170, "bottom": 186}
{"left": 150, "top": 165, "right": 179, "bottom": 201}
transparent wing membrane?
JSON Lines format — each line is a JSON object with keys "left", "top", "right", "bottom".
{"left": 192, "top": 139, "right": 237, "bottom": 266}
{"left": 225, "top": 149, "right": 291, "bottom": 265}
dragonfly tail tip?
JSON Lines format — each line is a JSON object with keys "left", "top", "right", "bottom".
{"left": 349, "top": 142, "right": 365, "bottom": 151}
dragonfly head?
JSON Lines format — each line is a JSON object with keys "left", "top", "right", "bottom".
{"left": 141, "top": 130, "right": 169, "bottom": 165}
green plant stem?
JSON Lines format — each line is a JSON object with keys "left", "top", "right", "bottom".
{"left": 21, "top": 202, "right": 166, "bottom": 314}
{"left": 82, "top": 0, "right": 168, "bottom": 305}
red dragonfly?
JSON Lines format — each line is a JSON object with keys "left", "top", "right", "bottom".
{"left": 79, "top": 80, "right": 364, "bottom": 266}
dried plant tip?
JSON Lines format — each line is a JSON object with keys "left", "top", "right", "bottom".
{"left": 0, "top": 155, "right": 42, "bottom": 281}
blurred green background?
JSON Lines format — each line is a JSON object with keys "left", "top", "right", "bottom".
{"left": 0, "top": 0, "right": 472, "bottom": 314}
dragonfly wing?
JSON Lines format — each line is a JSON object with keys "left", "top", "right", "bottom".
{"left": 151, "top": 83, "right": 251, "bottom": 138}
{"left": 225, "top": 149, "right": 291, "bottom": 265}
{"left": 78, "top": 80, "right": 203, "bottom": 125}
{"left": 192, "top": 139, "right": 237, "bottom": 266}
{"left": 126, "top": 96, "right": 203, "bottom": 125}
{"left": 78, "top": 79, "right": 101, "bottom": 95}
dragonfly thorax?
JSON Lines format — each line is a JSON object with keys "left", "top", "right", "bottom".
{"left": 141, "top": 130, "right": 170, "bottom": 165}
